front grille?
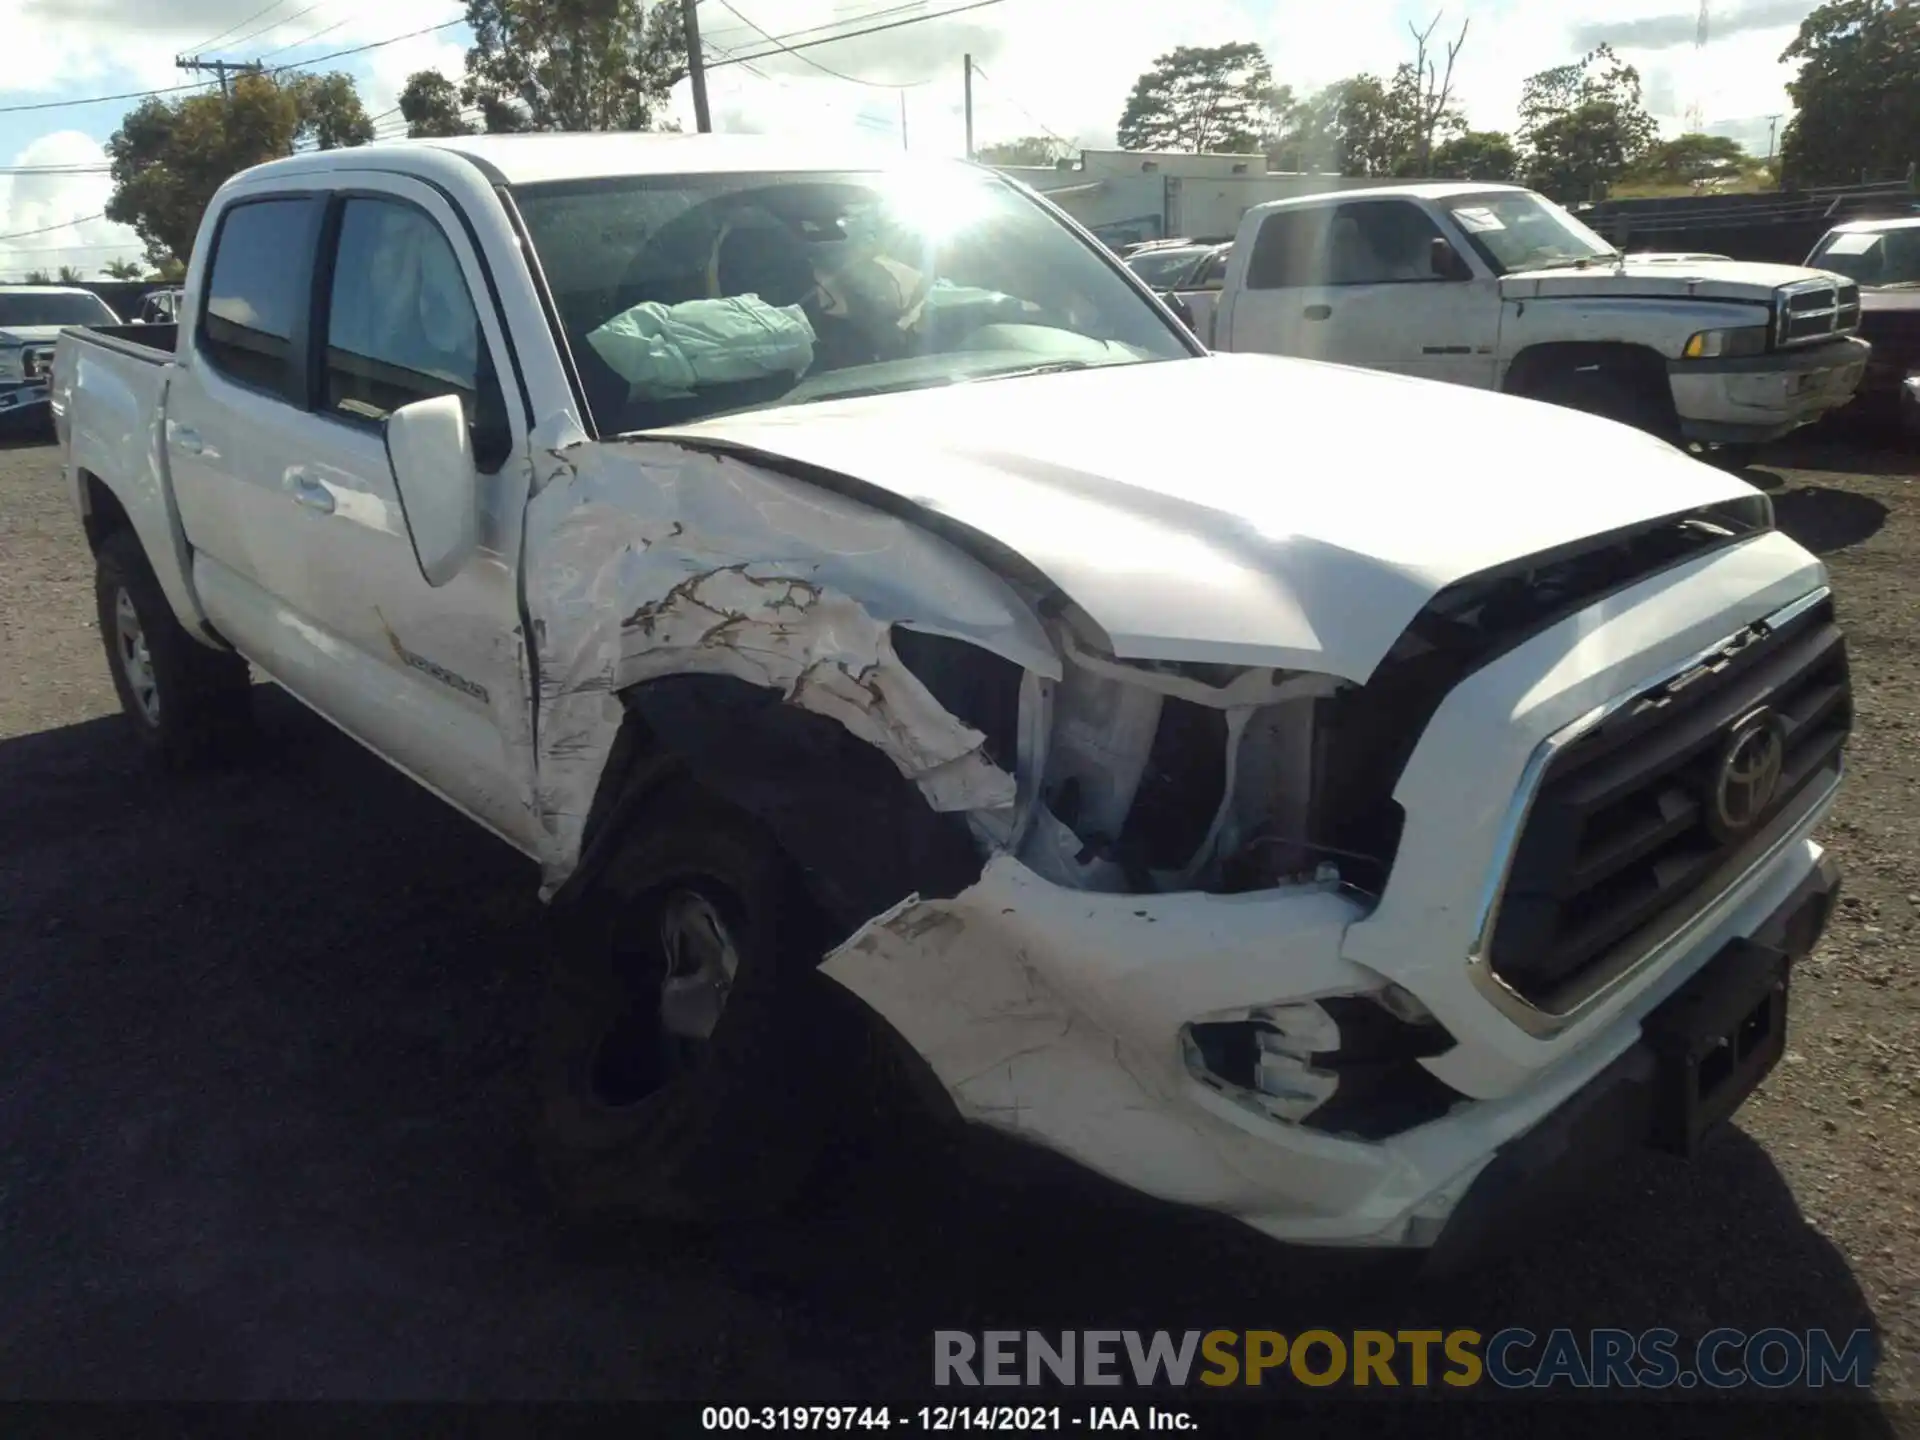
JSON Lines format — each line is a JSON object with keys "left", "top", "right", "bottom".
{"left": 1778, "top": 279, "right": 1861, "bottom": 346}
{"left": 1486, "top": 595, "right": 1850, "bottom": 1009}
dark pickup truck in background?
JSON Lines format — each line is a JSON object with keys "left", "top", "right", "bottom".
{"left": 1806, "top": 218, "right": 1920, "bottom": 434}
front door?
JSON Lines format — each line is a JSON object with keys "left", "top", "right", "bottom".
{"left": 270, "top": 179, "right": 541, "bottom": 851}
{"left": 1304, "top": 198, "right": 1501, "bottom": 387}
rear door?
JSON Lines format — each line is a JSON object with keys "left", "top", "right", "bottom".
{"left": 167, "top": 193, "right": 327, "bottom": 670}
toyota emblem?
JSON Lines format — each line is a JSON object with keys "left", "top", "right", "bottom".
{"left": 1709, "top": 708, "right": 1788, "bottom": 842}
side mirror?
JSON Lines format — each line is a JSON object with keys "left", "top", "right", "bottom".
{"left": 1430, "top": 237, "right": 1470, "bottom": 281}
{"left": 384, "top": 394, "right": 479, "bottom": 587}
{"left": 1158, "top": 289, "right": 1197, "bottom": 332}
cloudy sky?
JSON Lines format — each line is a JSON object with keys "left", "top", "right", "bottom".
{"left": 0, "top": 0, "right": 1822, "bottom": 280}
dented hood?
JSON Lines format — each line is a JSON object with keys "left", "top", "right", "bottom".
{"left": 651, "top": 352, "right": 1756, "bottom": 682}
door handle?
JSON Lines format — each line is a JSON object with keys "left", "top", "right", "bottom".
{"left": 172, "top": 426, "right": 203, "bottom": 455}
{"left": 1303, "top": 305, "right": 1333, "bottom": 321}
{"left": 285, "top": 469, "right": 336, "bottom": 515}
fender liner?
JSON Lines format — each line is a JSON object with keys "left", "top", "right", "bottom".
{"left": 552, "top": 674, "right": 987, "bottom": 947}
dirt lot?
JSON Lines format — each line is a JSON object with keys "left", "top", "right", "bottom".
{"left": 0, "top": 427, "right": 1916, "bottom": 1423}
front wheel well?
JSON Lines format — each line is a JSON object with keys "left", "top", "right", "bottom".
{"left": 1503, "top": 342, "right": 1680, "bottom": 436}
{"left": 554, "top": 674, "right": 987, "bottom": 962}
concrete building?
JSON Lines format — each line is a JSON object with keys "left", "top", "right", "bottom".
{"left": 991, "top": 149, "right": 1400, "bottom": 248}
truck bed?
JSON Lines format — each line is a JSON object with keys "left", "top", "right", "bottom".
{"left": 73, "top": 323, "right": 177, "bottom": 360}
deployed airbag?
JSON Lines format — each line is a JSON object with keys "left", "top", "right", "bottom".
{"left": 586, "top": 295, "right": 816, "bottom": 399}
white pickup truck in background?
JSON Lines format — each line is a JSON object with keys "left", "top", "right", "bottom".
{"left": 0, "top": 286, "right": 122, "bottom": 432}
{"left": 54, "top": 134, "right": 1851, "bottom": 1267}
{"left": 1208, "top": 182, "right": 1870, "bottom": 467}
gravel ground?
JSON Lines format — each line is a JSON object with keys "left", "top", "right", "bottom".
{"left": 0, "top": 427, "right": 1915, "bottom": 1427}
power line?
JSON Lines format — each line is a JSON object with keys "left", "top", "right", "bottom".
{"left": 700, "top": 2, "right": 931, "bottom": 50}
{"left": 0, "top": 82, "right": 204, "bottom": 115}
{"left": 705, "top": 0, "right": 1009, "bottom": 70}
{"left": 258, "top": 16, "right": 350, "bottom": 60}
{"left": 184, "top": 0, "right": 295, "bottom": 55}
{"left": 0, "top": 212, "right": 108, "bottom": 242}
{"left": 264, "top": 16, "right": 465, "bottom": 74}
{"left": 708, "top": 0, "right": 929, "bottom": 88}
{"left": 965, "top": 59, "right": 1075, "bottom": 150}
{"left": 0, "top": 14, "right": 465, "bottom": 115}
{"left": 0, "top": 238, "right": 144, "bottom": 254}
{"left": 217, "top": 0, "right": 327, "bottom": 54}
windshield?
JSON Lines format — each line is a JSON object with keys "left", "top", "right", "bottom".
{"left": 1126, "top": 247, "right": 1207, "bottom": 287}
{"left": 1443, "top": 192, "right": 1617, "bottom": 275}
{"left": 1808, "top": 227, "right": 1920, "bottom": 288}
{"left": 0, "top": 291, "right": 119, "bottom": 327}
{"left": 512, "top": 168, "right": 1192, "bottom": 434}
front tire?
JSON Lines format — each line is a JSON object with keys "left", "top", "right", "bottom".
{"left": 533, "top": 785, "right": 864, "bottom": 1221}
{"left": 94, "top": 528, "right": 253, "bottom": 769}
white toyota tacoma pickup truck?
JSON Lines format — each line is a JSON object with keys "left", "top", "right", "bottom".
{"left": 54, "top": 134, "right": 1850, "bottom": 1267}
{"left": 1210, "top": 182, "right": 1871, "bottom": 467}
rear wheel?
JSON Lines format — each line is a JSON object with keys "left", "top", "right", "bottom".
{"left": 94, "top": 528, "right": 253, "bottom": 769}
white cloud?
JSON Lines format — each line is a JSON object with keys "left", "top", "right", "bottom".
{"left": 0, "top": 131, "right": 143, "bottom": 282}
{"left": 364, "top": 33, "right": 470, "bottom": 126}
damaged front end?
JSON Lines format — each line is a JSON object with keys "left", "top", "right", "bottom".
{"left": 520, "top": 437, "right": 1467, "bottom": 1215}
{"left": 523, "top": 431, "right": 1782, "bottom": 1247}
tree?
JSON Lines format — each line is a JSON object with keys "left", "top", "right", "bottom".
{"left": 56, "top": 265, "right": 84, "bottom": 283}
{"left": 1630, "top": 132, "right": 1749, "bottom": 186}
{"left": 23, "top": 270, "right": 51, "bottom": 284}
{"left": 1518, "top": 45, "right": 1659, "bottom": 202}
{"left": 1116, "top": 43, "right": 1273, "bottom": 153}
{"left": 977, "top": 135, "right": 1073, "bottom": 166}
{"left": 1400, "top": 12, "right": 1470, "bottom": 174}
{"left": 400, "top": 70, "right": 476, "bottom": 138}
{"left": 1266, "top": 76, "right": 1399, "bottom": 173}
{"left": 462, "top": 0, "right": 688, "bottom": 132}
{"left": 1430, "top": 129, "right": 1519, "bottom": 181}
{"left": 106, "top": 71, "right": 373, "bottom": 266}
{"left": 1780, "top": 0, "right": 1920, "bottom": 186}
{"left": 287, "top": 72, "right": 376, "bottom": 150}
{"left": 101, "top": 258, "right": 146, "bottom": 279}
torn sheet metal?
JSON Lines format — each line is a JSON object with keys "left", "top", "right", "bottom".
{"left": 820, "top": 855, "right": 1386, "bottom": 1221}
{"left": 522, "top": 438, "right": 1060, "bottom": 889}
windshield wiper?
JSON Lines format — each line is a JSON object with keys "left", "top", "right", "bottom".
{"left": 964, "top": 359, "right": 1102, "bottom": 383}
{"left": 1874, "top": 279, "right": 1920, "bottom": 290}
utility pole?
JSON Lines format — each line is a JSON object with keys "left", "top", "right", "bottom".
{"left": 684, "top": 0, "right": 712, "bottom": 134}
{"left": 900, "top": 92, "right": 908, "bottom": 151}
{"left": 174, "top": 55, "right": 263, "bottom": 99}
{"left": 963, "top": 54, "right": 974, "bottom": 160}
{"left": 1767, "top": 114, "right": 1781, "bottom": 160}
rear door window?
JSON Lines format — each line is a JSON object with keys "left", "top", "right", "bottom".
{"left": 199, "top": 197, "right": 319, "bottom": 394}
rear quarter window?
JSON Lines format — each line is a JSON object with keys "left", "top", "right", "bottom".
{"left": 199, "top": 197, "right": 320, "bottom": 395}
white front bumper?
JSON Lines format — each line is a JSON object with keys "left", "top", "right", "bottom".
{"left": 1668, "top": 337, "right": 1870, "bottom": 442}
{"left": 822, "top": 531, "right": 1836, "bottom": 1249}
